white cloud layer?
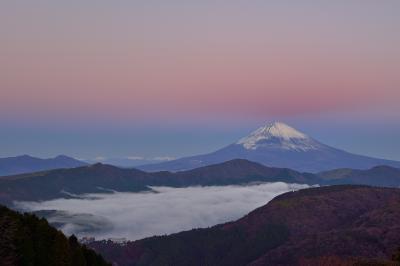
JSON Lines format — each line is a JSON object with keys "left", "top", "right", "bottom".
{"left": 16, "top": 182, "right": 310, "bottom": 241}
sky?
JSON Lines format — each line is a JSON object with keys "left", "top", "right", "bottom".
{"left": 1, "top": 1, "right": 400, "bottom": 160}
{"left": 16, "top": 182, "right": 310, "bottom": 240}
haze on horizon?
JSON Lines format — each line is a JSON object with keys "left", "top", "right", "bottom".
{"left": 1, "top": 1, "right": 399, "bottom": 161}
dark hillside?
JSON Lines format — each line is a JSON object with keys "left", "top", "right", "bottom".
{"left": 0, "top": 205, "right": 110, "bottom": 266}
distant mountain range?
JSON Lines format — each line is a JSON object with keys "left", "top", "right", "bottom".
{"left": 0, "top": 155, "right": 87, "bottom": 176}
{"left": 89, "top": 185, "right": 400, "bottom": 266}
{"left": 2, "top": 159, "right": 400, "bottom": 206}
{"left": 138, "top": 122, "right": 400, "bottom": 172}
{"left": 3, "top": 122, "right": 399, "bottom": 175}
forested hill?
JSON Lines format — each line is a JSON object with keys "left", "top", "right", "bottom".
{"left": 0, "top": 205, "right": 110, "bottom": 266}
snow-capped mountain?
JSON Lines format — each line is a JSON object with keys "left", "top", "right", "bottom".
{"left": 138, "top": 122, "right": 400, "bottom": 173}
{"left": 237, "top": 122, "right": 320, "bottom": 151}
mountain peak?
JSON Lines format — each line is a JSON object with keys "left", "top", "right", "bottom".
{"left": 237, "top": 122, "right": 318, "bottom": 151}
{"left": 258, "top": 122, "right": 307, "bottom": 139}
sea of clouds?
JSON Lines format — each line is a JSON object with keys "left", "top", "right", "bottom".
{"left": 16, "top": 182, "right": 310, "bottom": 241}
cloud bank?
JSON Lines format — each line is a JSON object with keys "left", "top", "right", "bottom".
{"left": 17, "top": 182, "right": 310, "bottom": 241}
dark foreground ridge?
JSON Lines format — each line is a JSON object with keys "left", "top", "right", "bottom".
{"left": 0, "top": 205, "right": 110, "bottom": 266}
{"left": 89, "top": 185, "right": 400, "bottom": 266}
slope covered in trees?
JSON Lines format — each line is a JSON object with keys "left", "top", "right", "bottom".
{"left": 0, "top": 205, "right": 110, "bottom": 266}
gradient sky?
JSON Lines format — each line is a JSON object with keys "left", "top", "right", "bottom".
{"left": 1, "top": 1, "right": 400, "bottom": 161}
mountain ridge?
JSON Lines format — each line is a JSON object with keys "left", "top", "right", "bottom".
{"left": 319, "top": 164, "right": 400, "bottom": 187}
{"left": 2, "top": 158, "right": 400, "bottom": 206}
{"left": 0, "top": 154, "right": 87, "bottom": 176}
{"left": 0, "top": 159, "right": 319, "bottom": 205}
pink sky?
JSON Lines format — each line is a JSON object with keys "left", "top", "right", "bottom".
{"left": 0, "top": 1, "right": 400, "bottom": 160}
{"left": 1, "top": 1, "right": 399, "bottom": 123}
